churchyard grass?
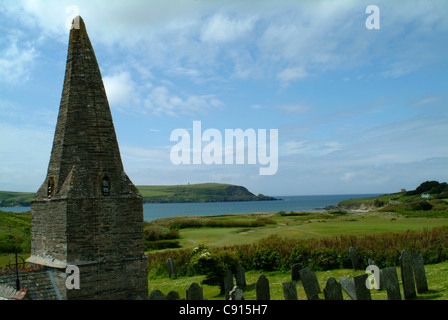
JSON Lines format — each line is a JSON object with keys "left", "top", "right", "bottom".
{"left": 147, "top": 260, "right": 448, "bottom": 300}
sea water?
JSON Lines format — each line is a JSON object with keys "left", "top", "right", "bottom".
{"left": 1, "top": 194, "right": 381, "bottom": 222}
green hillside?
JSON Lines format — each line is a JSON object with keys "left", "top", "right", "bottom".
{"left": 0, "top": 210, "right": 31, "bottom": 254}
{"left": 0, "top": 183, "right": 276, "bottom": 206}
{"left": 0, "top": 191, "right": 34, "bottom": 207}
{"left": 334, "top": 180, "right": 448, "bottom": 216}
{"left": 137, "top": 183, "right": 277, "bottom": 203}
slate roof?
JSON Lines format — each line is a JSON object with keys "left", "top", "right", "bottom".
{"left": 0, "top": 265, "right": 61, "bottom": 300}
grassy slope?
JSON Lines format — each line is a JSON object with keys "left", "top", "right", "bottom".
{"left": 0, "top": 210, "right": 31, "bottom": 255}
{"left": 0, "top": 191, "right": 34, "bottom": 206}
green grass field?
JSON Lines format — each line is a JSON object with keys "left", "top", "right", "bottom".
{"left": 154, "top": 210, "right": 448, "bottom": 250}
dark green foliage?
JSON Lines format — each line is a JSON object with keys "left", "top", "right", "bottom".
{"left": 407, "top": 181, "right": 448, "bottom": 197}
{"left": 411, "top": 201, "right": 433, "bottom": 211}
{"left": 189, "top": 244, "right": 240, "bottom": 293}
{"left": 143, "top": 223, "right": 181, "bottom": 250}
{"left": 144, "top": 240, "right": 181, "bottom": 251}
{"left": 144, "top": 224, "right": 180, "bottom": 241}
{"left": 374, "top": 199, "right": 385, "bottom": 207}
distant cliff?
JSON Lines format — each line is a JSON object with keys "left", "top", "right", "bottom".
{"left": 136, "top": 183, "right": 278, "bottom": 203}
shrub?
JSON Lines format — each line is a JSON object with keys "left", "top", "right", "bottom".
{"left": 411, "top": 201, "right": 433, "bottom": 211}
{"left": 144, "top": 240, "right": 181, "bottom": 251}
{"left": 251, "top": 247, "right": 280, "bottom": 271}
{"left": 374, "top": 199, "right": 385, "bottom": 207}
{"left": 144, "top": 225, "right": 179, "bottom": 241}
{"left": 189, "top": 244, "right": 240, "bottom": 293}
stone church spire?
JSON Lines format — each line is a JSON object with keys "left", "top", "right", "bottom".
{"left": 27, "top": 16, "right": 148, "bottom": 300}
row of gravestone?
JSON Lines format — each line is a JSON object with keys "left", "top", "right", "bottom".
{"left": 157, "top": 248, "right": 428, "bottom": 300}
{"left": 348, "top": 247, "right": 428, "bottom": 300}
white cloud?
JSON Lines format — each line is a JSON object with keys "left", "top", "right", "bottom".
{"left": 276, "top": 67, "right": 308, "bottom": 84}
{"left": 103, "top": 71, "right": 139, "bottom": 108}
{"left": 0, "top": 31, "right": 38, "bottom": 85}
{"left": 143, "top": 86, "right": 224, "bottom": 117}
{"left": 200, "top": 13, "right": 257, "bottom": 43}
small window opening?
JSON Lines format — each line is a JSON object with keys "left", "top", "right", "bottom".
{"left": 101, "top": 177, "right": 110, "bottom": 196}
{"left": 47, "top": 177, "right": 55, "bottom": 198}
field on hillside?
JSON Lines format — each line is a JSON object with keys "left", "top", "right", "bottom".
{"left": 146, "top": 210, "right": 448, "bottom": 250}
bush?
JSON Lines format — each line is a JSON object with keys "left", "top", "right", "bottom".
{"left": 189, "top": 244, "right": 241, "bottom": 294}
{"left": 144, "top": 240, "right": 181, "bottom": 251}
{"left": 411, "top": 201, "right": 433, "bottom": 211}
{"left": 144, "top": 225, "right": 179, "bottom": 241}
{"left": 251, "top": 247, "right": 280, "bottom": 271}
{"left": 374, "top": 199, "right": 385, "bottom": 207}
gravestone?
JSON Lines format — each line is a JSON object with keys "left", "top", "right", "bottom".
{"left": 282, "top": 281, "right": 298, "bottom": 300}
{"left": 186, "top": 282, "right": 203, "bottom": 300}
{"left": 349, "top": 246, "right": 361, "bottom": 270}
{"left": 229, "top": 286, "right": 244, "bottom": 300}
{"left": 167, "top": 257, "right": 177, "bottom": 279}
{"left": 256, "top": 274, "right": 270, "bottom": 300}
{"left": 166, "top": 290, "right": 181, "bottom": 300}
{"left": 223, "top": 269, "right": 234, "bottom": 299}
{"left": 235, "top": 265, "right": 246, "bottom": 288}
{"left": 340, "top": 277, "right": 356, "bottom": 300}
{"left": 400, "top": 249, "right": 416, "bottom": 299}
{"left": 149, "top": 289, "right": 166, "bottom": 300}
{"left": 382, "top": 267, "right": 401, "bottom": 300}
{"left": 291, "top": 263, "right": 302, "bottom": 281}
{"left": 354, "top": 273, "right": 371, "bottom": 300}
{"left": 323, "top": 277, "right": 343, "bottom": 300}
{"left": 412, "top": 253, "right": 428, "bottom": 293}
{"left": 299, "top": 267, "right": 320, "bottom": 300}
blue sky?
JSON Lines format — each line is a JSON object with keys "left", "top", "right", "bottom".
{"left": 1, "top": 0, "right": 447, "bottom": 196}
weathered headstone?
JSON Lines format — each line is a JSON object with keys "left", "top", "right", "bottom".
{"left": 149, "top": 289, "right": 166, "bottom": 300}
{"left": 167, "top": 257, "right": 177, "bottom": 279}
{"left": 166, "top": 290, "right": 181, "bottom": 300}
{"left": 412, "top": 253, "right": 428, "bottom": 293}
{"left": 382, "top": 267, "right": 401, "bottom": 300}
{"left": 186, "top": 282, "right": 203, "bottom": 300}
{"left": 223, "top": 269, "right": 234, "bottom": 299}
{"left": 282, "top": 281, "right": 298, "bottom": 300}
{"left": 349, "top": 246, "right": 361, "bottom": 270}
{"left": 291, "top": 263, "right": 302, "bottom": 281}
{"left": 235, "top": 265, "right": 246, "bottom": 288}
{"left": 256, "top": 274, "right": 270, "bottom": 300}
{"left": 340, "top": 277, "right": 356, "bottom": 300}
{"left": 299, "top": 267, "right": 320, "bottom": 300}
{"left": 354, "top": 273, "right": 371, "bottom": 300}
{"left": 400, "top": 249, "right": 416, "bottom": 299}
{"left": 323, "top": 277, "right": 343, "bottom": 300}
{"left": 229, "top": 286, "right": 244, "bottom": 300}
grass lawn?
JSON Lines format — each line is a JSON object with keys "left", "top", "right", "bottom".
{"left": 175, "top": 211, "right": 448, "bottom": 250}
{"left": 148, "top": 260, "right": 448, "bottom": 300}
